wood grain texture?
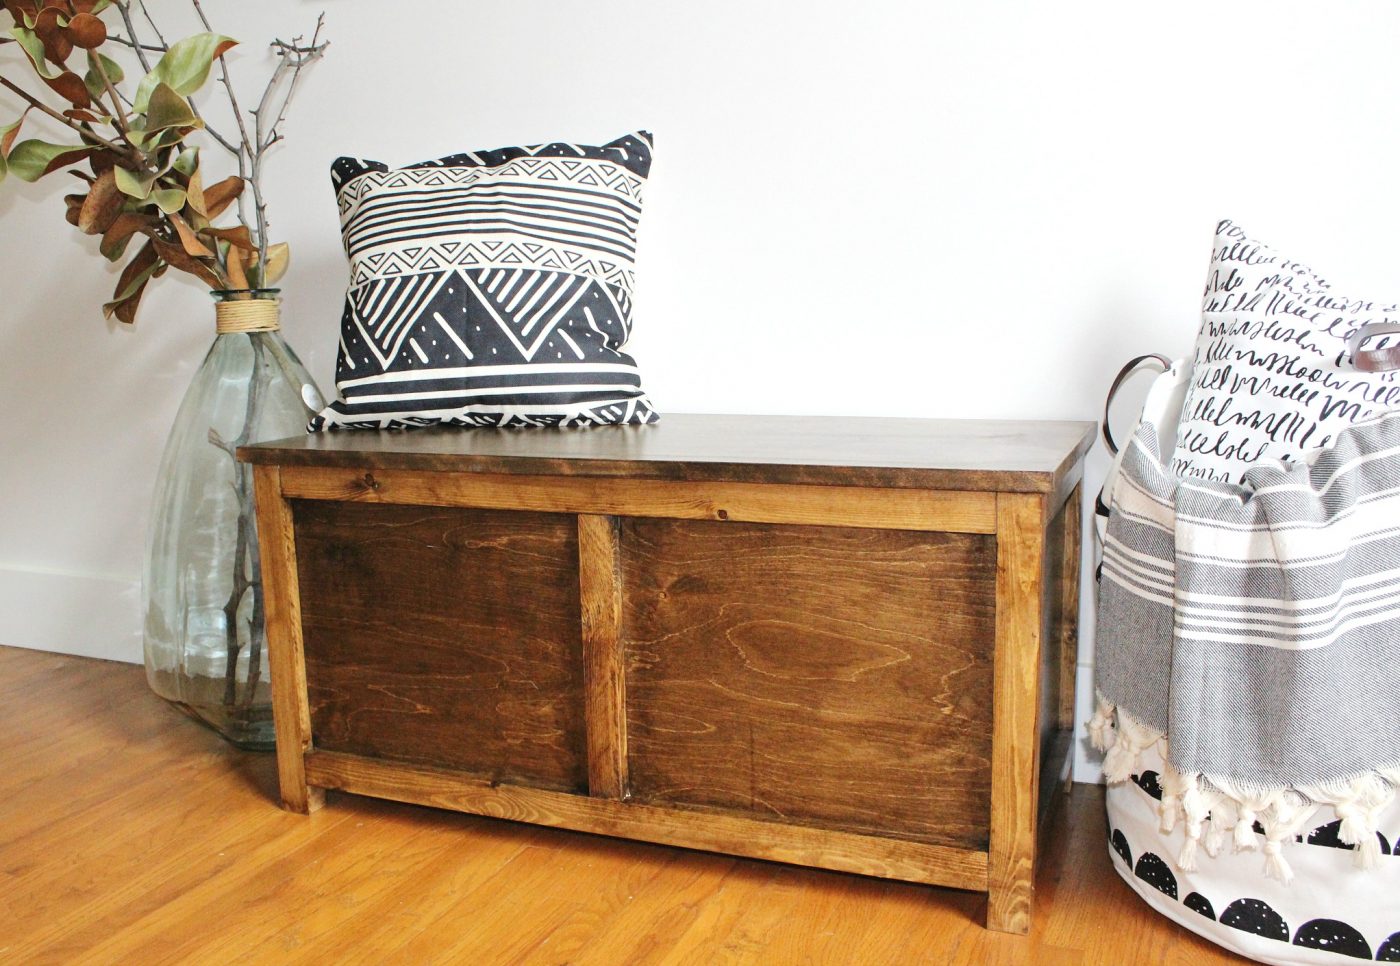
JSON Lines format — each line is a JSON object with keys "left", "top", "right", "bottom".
{"left": 291, "top": 500, "right": 588, "bottom": 792}
{"left": 0, "top": 646, "right": 1257, "bottom": 965}
{"left": 579, "top": 513, "right": 628, "bottom": 800}
{"left": 303, "top": 750, "right": 991, "bottom": 891}
{"left": 239, "top": 412, "right": 1097, "bottom": 496}
{"left": 987, "top": 493, "right": 1047, "bottom": 934}
{"left": 620, "top": 517, "right": 997, "bottom": 849}
{"left": 250, "top": 465, "right": 324, "bottom": 814}
{"left": 277, "top": 466, "right": 999, "bottom": 534}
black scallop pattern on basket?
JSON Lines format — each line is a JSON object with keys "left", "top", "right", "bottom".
{"left": 1111, "top": 807, "right": 1400, "bottom": 960}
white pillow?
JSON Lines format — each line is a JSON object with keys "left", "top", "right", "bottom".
{"left": 1171, "top": 219, "right": 1400, "bottom": 483}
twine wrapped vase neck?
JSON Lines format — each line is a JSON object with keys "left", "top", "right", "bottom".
{"left": 214, "top": 293, "right": 281, "bottom": 334}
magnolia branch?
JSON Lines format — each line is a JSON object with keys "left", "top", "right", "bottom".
{"left": 114, "top": 1, "right": 237, "bottom": 155}
{"left": 0, "top": 75, "right": 141, "bottom": 163}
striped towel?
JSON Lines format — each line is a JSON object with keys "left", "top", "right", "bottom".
{"left": 1093, "top": 409, "right": 1400, "bottom": 882}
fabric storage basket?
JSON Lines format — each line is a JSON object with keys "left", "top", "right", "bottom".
{"left": 1099, "top": 360, "right": 1400, "bottom": 965}
{"left": 1108, "top": 743, "right": 1400, "bottom": 965}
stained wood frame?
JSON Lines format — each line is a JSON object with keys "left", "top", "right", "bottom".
{"left": 249, "top": 444, "right": 1086, "bottom": 936}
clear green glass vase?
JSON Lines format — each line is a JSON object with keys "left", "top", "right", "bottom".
{"left": 143, "top": 289, "right": 321, "bottom": 749}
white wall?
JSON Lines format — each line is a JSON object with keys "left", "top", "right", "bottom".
{"left": 3, "top": 0, "right": 1399, "bottom": 780}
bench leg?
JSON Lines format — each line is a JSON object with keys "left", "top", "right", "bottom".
{"left": 986, "top": 493, "right": 1046, "bottom": 934}
{"left": 252, "top": 465, "right": 324, "bottom": 814}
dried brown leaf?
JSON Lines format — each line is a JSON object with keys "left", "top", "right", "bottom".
{"left": 151, "top": 236, "right": 222, "bottom": 289}
{"left": 43, "top": 69, "right": 90, "bottom": 109}
{"left": 184, "top": 163, "right": 206, "bottom": 218}
{"left": 169, "top": 212, "right": 215, "bottom": 258}
{"left": 204, "top": 224, "right": 253, "bottom": 251}
{"left": 201, "top": 175, "right": 243, "bottom": 219}
{"left": 225, "top": 243, "right": 249, "bottom": 290}
{"left": 33, "top": 6, "right": 71, "bottom": 65}
{"left": 65, "top": 12, "right": 105, "bottom": 49}
{"left": 63, "top": 190, "right": 83, "bottom": 226}
{"left": 76, "top": 167, "right": 121, "bottom": 234}
{"left": 88, "top": 149, "right": 116, "bottom": 176}
{"left": 112, "top": 240, "right": 158, "bottom": 298}
{"left": 99, "top": 210, "right": 155, "bottom": 261}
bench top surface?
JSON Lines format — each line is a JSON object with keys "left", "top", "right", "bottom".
{"left": 239, "top": 413, "right": 1096, "bottom": 493}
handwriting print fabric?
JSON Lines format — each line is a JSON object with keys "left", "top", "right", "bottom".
{"left": 310, "top": 131, "right": 658, "bottom": 431}
{"left": 1171, "top": 219, "right": 1400, "bottom": 482}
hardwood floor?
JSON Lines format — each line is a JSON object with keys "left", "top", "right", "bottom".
{"left": 0, "top": 646, "right": 1251, "bottom": 965}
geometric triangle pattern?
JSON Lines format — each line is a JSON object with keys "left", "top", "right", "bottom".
{"left": 312, "top": 132, "right": 658, "bottom": 431}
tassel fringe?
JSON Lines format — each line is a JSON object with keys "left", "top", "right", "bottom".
{"left": 1090, "top": 699, "right": 1397, "bottom": 884}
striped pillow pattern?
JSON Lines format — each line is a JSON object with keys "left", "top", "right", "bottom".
{"left": 310, "top": 131, "right": 658, "bottom": 430}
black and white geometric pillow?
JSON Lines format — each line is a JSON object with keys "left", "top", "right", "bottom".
{"left": 309, "top": 131, "right": 659, "bottom": 431}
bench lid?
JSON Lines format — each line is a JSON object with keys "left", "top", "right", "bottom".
{"left": 239, "top": 413, "right": 1095, "bottom": 493}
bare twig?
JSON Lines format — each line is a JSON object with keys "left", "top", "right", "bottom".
{"left": 190, "top": 0, "right": 256, "bottom": 233}
{"left": 138, "top": 0, "right": 170, "bottom": 50}
{"left": 112, "top": 2, "right": 153, "bottom": 73}
{"left": 247, "top": 14, "right": 327, "bottom": 273}
{"left": 88, "top": 52, "right": 134, "bottom": 144}
{"left": 106, "top": 33, "right": 168, "bottom": 55}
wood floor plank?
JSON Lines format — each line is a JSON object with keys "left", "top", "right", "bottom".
{"left": 263, "top": 814, "right": 545, "bottom": 963}
{"left": 0, "top": 646, "right": 1258, "bottom": 965}
{"left": 567, "top": 851, "right": 741, "bottom": 966}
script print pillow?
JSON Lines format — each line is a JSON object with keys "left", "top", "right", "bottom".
{"left": 1171, "top": 219, "right": 1400, "bottom": 482}
{"left": 310, "top": 131, "right": 658, "bottom": 430}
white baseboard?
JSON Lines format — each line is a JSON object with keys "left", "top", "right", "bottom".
{"left": 0, "top": 566, "right": 141, "bottom": 664}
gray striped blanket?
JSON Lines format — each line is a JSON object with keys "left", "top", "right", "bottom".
{"left": 1093, "top": 408, "right": 1400, "bottom": 882}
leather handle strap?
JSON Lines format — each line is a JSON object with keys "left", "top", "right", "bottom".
{"left": 1348, "top": 322, "right": 1400, "bottom": 373}
{"left": 1101, "top": 353, "right": 1171, "bottom": 457}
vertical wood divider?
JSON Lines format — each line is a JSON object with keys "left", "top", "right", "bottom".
{"left": 987, "top": 492, "right": 1047, "bottom": 934}
{"left": 578, "top": 513, "right": 628, "bottom": 800}
{"left": 1057, "top": 484, "right": 1083, "bottom": 735}
{"left": 251, "top": 465, "right": 324, "bottom": 814}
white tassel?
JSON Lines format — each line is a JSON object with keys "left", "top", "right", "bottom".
{"left": 1158, "top": 761, "right": 1189, "bottom": 834}
{"left": 1262, "top": 838, "right": 1294, "bottom": 885}
{"left": 1258, "top": 792, "right": 1317, "bottom": 886}
{"left": 1178, "top": 834, "right": 1199, "bottom": 872}
{"left": 1174, "top": 773, "right": 1208, "bottom": 872}
{"left": 1233, "top": 807, "right": 1258, "bottom": 851}
{"left": 1302, "top": 773, "right": 1395, "bottom": 872}
{"left": 1204, "top": 795, "right": 1236, "bottom": 859}
{"left": 1102, "top": 711, "right": 1160, "bottom": 784}
{"left": 1210, "top": 779, "right": 1280, "bottom": 855}
{"left": 1337, "top": 778, "right": 1389, "bottom": 870}
{"left": 1203, "top": 817, "right": 1225, "bottom": 858}
{"left": 1087, "top": 698, "right": 1116, "bottom": 753}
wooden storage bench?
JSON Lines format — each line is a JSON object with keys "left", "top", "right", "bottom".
{"left": 239, "top": 413, "right": 1094, "bottom": 934}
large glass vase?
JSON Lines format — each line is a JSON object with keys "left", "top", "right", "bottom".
{"left": 143, "top": 289, "right": 321, "bottom": 749}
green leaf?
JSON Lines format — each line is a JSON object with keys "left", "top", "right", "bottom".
{"left": 133, "top": 33, "right": 238, "bottom": 113}
{"left": 6, "top": 138, "right": 94, "bottom": 181}
{"left": 11, "top": 26, "right": 62, "bottom": 79}
{"left": 150, "top": 186, "right": 186, "bottom": 214}
{"left": 172, "top": 145, "right": 198, "bottom": 177}
{"left": 113, "top": 164, "right": 155, "bottom": 199}
{"left": 83, "top": 51, "right": 124, "bottom": 101}
{"left": 144, "top": 82, "right": 200, "bottom": 132}
{"left": 0, "top": 112, "right": 28, "bottom": 184}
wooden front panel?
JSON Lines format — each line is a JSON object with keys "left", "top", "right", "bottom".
{"left": 620, "top": 518, "right": 997, "bottom": 849}
{"left": 292, "top": 501, "right": 587, "bottom": 793}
